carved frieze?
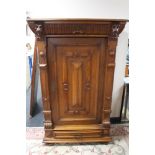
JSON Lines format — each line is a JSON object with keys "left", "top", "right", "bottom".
{"left": 27, "top": 19, "right": 127, "bottom": 38}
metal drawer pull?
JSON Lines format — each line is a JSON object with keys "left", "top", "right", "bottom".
{"left": 72, "top": 30, "right": 84, "bottom": 34}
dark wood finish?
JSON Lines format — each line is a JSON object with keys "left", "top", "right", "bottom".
{"left": 47, "top": 38, "right": 104, "bottom": 126}
{"left": 27, "top": 18, "right": 127, "bottom": 144}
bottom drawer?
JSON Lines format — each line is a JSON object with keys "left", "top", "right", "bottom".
{"left": 53, "top": 130, "right": 103, "bottom": 139}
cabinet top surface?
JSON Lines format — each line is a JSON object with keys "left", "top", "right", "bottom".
{"left": 27, "top": 18, "right": 128, "bottom": 22}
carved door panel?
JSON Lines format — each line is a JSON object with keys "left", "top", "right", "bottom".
{"left": 47, "top": 38, "right": 106, "bottom": 125}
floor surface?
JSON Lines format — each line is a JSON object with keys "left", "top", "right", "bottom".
{"left": 26, "top": 125, "right": 129, "bottom": 155}
{"left": 26, "top": 81, "right": 44, "bottom": 127}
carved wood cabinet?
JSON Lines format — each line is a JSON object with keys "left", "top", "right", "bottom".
{"left": 27, "top": 19, "right": 127, "bottom": 144}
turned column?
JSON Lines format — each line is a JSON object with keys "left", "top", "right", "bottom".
{"left": 102, "top": 22, "right": 124, "bottom": 136}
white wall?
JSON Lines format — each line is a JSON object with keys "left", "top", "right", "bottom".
{"left": 26, "top": 0, "right": 129, "bottom": 117}
{"left": 111, "top": 24, "right": 129, "bottom": 117}
{"left": 26, "top": 0, "right": 128, "bottom": 19}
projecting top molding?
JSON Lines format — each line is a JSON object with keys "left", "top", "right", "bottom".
{"left": 27, "top": 18, "right": 128, "bottom": 40}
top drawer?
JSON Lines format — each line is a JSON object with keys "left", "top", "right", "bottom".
{"left": 44, "top": 22, "right": 111, "bottom": 35}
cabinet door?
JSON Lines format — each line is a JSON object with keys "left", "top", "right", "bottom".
{"left": 47, "top": 38, "right": 106, "bottom": 125}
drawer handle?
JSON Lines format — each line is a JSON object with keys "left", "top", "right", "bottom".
{"left": 72, "top": 30, "right": 84, "bottom": 34}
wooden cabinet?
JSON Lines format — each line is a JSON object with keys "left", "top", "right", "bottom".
{"left": 27, "top": 19, "right": 127, "bottom": 144}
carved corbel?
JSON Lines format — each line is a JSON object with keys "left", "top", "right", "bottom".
{"left": 110, "top": 21, "right": 127, "bottom": 39}
{"left": 34, "top": 22, "right": 44, "bottom": 40}
{"left": 110, "top": 23, "right": 121, "bottom": 39}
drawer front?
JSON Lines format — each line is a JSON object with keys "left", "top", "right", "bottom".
{"left": 44, "top": 23, "right": 111, "bottom": 35}
{"left": 53, "top": 130, "right": 103, "bottom": 139}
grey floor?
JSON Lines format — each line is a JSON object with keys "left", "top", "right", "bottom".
{"left": 26, "top": 80, "right": 44, "bottom": 127}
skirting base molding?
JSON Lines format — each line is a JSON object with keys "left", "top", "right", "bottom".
{"left": 43, "top": 137, "right": 112, "bottom": 144}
